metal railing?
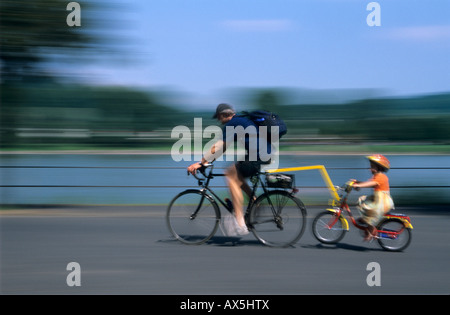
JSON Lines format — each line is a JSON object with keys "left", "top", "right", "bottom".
{"left": 1, "top": 165, "right": 449, "bottom": 189}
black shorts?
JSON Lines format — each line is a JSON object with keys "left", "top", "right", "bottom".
{"left": 235, "top": 160, "right": 270, "bottom": 178}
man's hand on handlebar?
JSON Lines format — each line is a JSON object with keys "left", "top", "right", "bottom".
{"left": 187, "top": 162, "right": 203, "bottom": 175}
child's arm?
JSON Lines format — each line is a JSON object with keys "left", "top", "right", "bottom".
{"left": 353, "top": 180, "right": 377, "bottom": 189}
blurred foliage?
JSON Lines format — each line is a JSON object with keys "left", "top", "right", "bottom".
{"left": 249, "top": 89, "right": 450, "bottom": 146}
{"left": 1, "top": 1, "right": 449, "bottom": 151}
{"left": 0, "top": 0, "right": 97, "bottom": 82}
{"left": 288, "top": 94, "right": 450, "bottom": 142}
{"left": 1, "top": 82, "right": 450, "bottom": 150}
{"left": 0, "top": 83, "right": 186, "bottom": 148}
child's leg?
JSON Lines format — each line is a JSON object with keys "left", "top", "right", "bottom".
{"left": 364, "top": 224, "right": 377, "bottom": 241}
{"left": 360, "top": 209, "right": 378, "bottom": 241}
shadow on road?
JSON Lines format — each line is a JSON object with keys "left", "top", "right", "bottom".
{"left": 158, "top": 236, "right": 282, "bottom": 247}
{"left": 301, "top": 242, "right": 384, "bottom": 252}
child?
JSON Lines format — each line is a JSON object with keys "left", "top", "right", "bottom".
{"left": 353, "top": 154, "right": 394, "bottom": 241}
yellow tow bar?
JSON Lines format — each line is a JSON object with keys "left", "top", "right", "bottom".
{"left": 266, "top": 165, "right": 340, "bottom": 202}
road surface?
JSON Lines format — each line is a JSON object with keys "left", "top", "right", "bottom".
{"left": 1, "top": 205, "right": 449, "bottom": 295}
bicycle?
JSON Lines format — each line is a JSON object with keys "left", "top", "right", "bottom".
{"left": 312, "top": 180, "right": 413, "bottom": 251}
{"left": 166, "top": 163, "right": 307, "bottom": 247}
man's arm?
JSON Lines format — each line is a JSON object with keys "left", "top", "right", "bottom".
{"left": 202, "top": 139, "right": 225, "bottom": 164}
{"left": 187, "top": 140, "right": 226, "bottom": 174}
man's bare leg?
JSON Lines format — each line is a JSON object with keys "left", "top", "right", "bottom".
{"left": 225, "top": 164, "right": 246, "bottom": 227}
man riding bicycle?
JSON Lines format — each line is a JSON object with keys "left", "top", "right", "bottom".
{"left": 187, "top": 103, "right": 274, "bottom": 235}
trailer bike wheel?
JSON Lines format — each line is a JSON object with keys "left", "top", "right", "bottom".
{"left": 312, "top": 211, "right": 347, "bottom": 244}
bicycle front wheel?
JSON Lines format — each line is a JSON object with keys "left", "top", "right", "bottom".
{"left": 166, "top": 190, "right": 220, "bottom": 245}
{"left": 312, "top": 211, "right": 347, "bottom": 244}
{"left": 248, "top": 190, "right": 307, "bottom": 247}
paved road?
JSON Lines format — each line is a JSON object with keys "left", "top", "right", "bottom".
{"left": 1, "top": 205, "right": 449, "bottom": 295}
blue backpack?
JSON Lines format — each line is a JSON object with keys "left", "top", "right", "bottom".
{"left": 240, "top": 110, "right": 287, "bottom": 138}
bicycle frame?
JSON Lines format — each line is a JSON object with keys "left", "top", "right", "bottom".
{"left": 324, "top": 186, "right": 413, "bottom": 237}
{"left": 189, "top": 164, "right": 279, "bottom": 220}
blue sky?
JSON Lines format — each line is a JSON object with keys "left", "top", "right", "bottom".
{"left": 76, "top": 0, "right": 450, "bottom": 106}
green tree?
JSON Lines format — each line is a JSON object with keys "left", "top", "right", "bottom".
{"left": 0, "top": 0, "right": 94, "bottom": 82}
{"left": 250, "top": 89, "right": 284, "bottom": 113}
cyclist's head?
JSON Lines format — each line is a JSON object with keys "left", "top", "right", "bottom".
{"left": 213, "top": 103, "right": 235, "bottom": 121}
{"left": 367, "top": 154, "right": 390, "bottom": 172}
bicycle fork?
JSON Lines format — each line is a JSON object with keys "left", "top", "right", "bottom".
{"left": 325, "top": 208, "right": 350, "bottom": 231}
{"left": 190, "top": 191, "right": 207, "bottom": 220}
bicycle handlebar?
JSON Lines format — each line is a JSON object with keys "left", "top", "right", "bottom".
{"left": 339, "top": 180, "right": 361, "bottom": 195}
{"left": 187, "top": 163, "right": 213, "bottom": 180}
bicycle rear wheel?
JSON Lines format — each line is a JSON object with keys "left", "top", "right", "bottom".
{"left": 248, "top": 190, "right": 307, "bottom": 247}
{"left": 166, "top": 190, "right": 220, "bottom": 245}
{"left": 376, "top": 218, "right": 412, "bottom": 251}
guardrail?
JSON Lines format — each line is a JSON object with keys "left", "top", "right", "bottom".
{"left": 1, "top": 164, "right": 449, "bottom": 206}
{"left": 1, "top": 165, "right": 449, "bottom": 189}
